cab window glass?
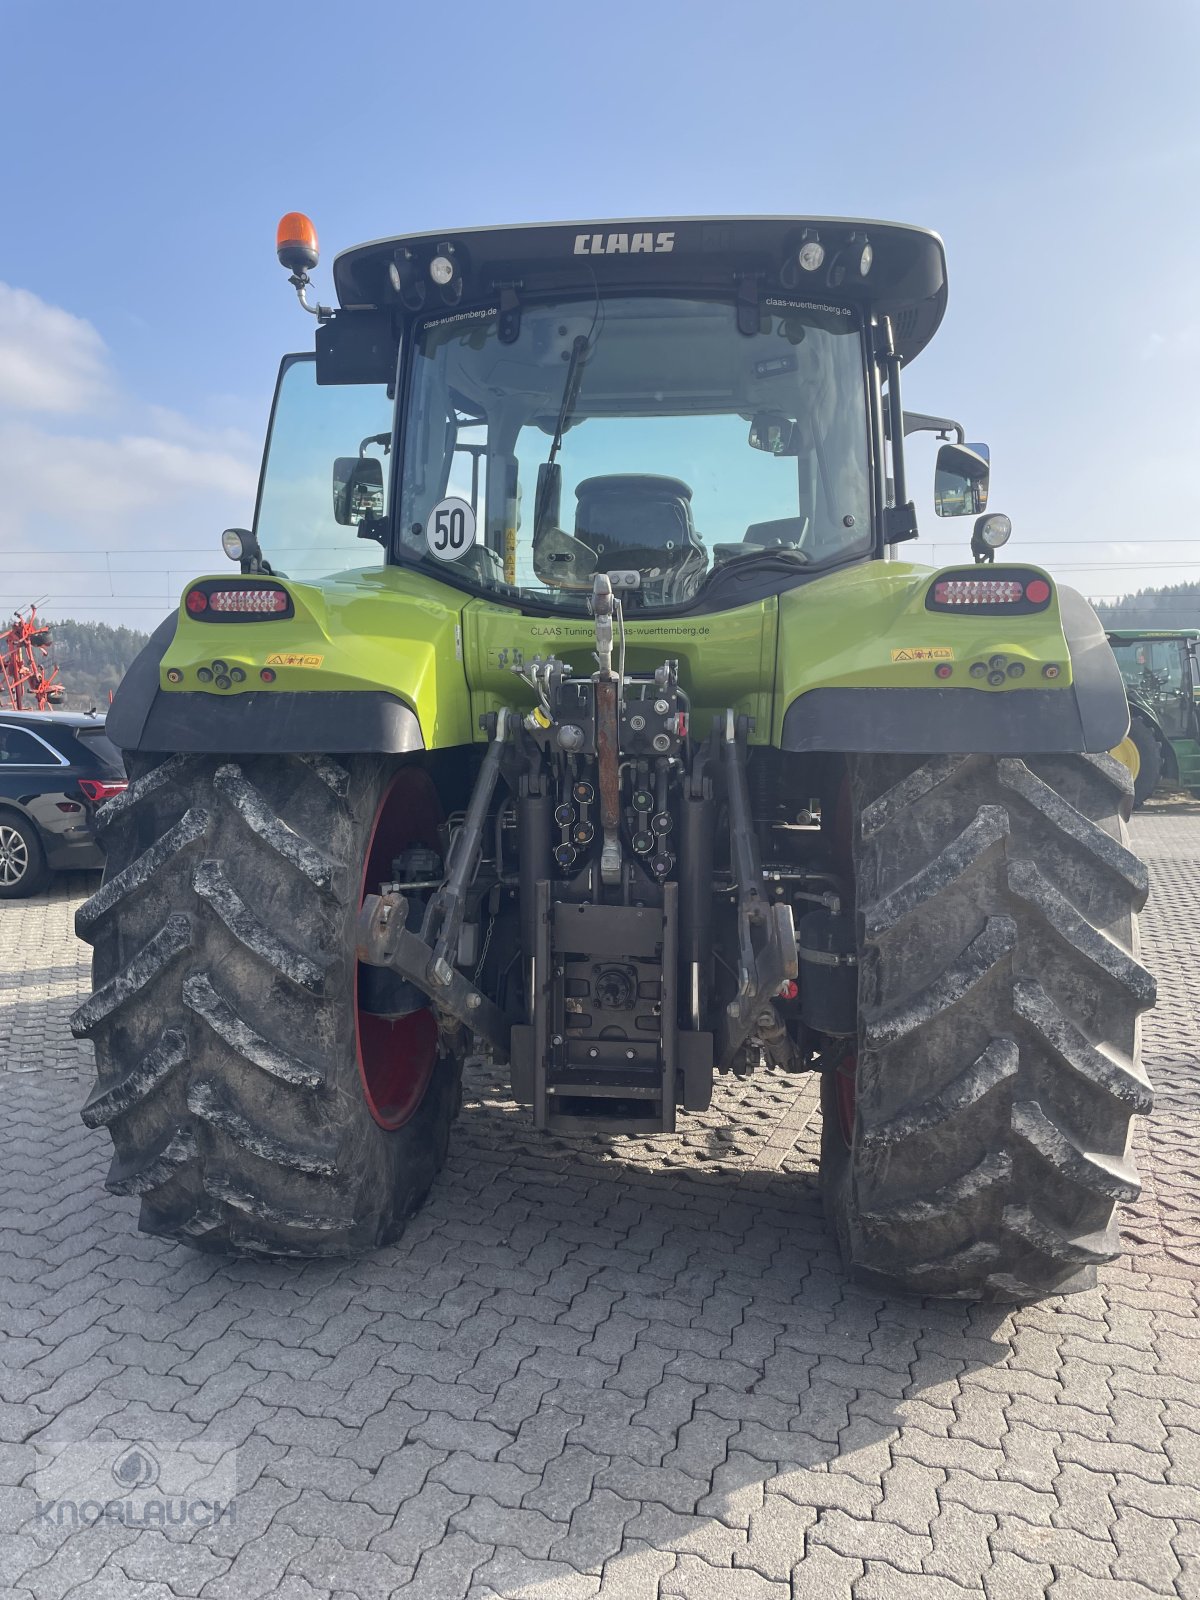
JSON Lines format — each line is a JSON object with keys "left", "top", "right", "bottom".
{"left": 397, "top": 295, "right": 870, "bottom": 611}
{"left": 255, "top": 357, "right": 393, "bottom": 581}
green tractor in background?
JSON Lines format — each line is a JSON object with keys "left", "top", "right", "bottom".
{"left": 73, "top": 214, "right": 1154, "bottom": 1301}
{"left": 1106, "top": 628, "right": 1200, "bottom": 806}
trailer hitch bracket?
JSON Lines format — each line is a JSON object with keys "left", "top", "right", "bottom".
{"left": 357, "top": 891, "right": 512, "bottom": 1061}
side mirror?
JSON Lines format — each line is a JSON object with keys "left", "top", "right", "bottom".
{"left": 749, "top": 412, "right": 799, "bottom": 456}
{"left": 333, "top": 456, "right": 384, "bottom": 526}
{"left": 934, "top": 441, "right": 990, "bottom": 517}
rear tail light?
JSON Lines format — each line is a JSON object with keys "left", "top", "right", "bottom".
{"left": 925, "top": 568, "right": 1054, "bottom": 615}
{"left": 79, "top": 778, "right": 128, "bottom": 804}
{"left": 934, "top": 579, "right": 1024, "bottom": 605}
{"left": 209, "top": 588, "right": 289, "bottom": 614}
{"left": 183, "top": 581, "right": 293, "bottom": 620}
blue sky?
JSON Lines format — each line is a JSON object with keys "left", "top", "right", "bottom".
{"left": 2, "top": 0, "right": 1197, "bottom": 627}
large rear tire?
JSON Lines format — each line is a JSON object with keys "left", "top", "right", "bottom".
{"left": 821, "top": 752, "right": 1155, "bottom": 1301}
{"left": 72, "top": 753, "right": 461, "bottom": 1256}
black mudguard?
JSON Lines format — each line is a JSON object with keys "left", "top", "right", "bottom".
{"left": 107, "top": 615, "right": 423, "bottom": 755}
{"left": 781, "top": 587, "right": 1128, "bottom": 756}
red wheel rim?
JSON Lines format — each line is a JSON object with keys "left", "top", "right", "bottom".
{"left": 355, "top": 772, "right": 442, "bottom": 1130}
{"left": 834, "top": 1049, "right": 857, "bottom": 1147}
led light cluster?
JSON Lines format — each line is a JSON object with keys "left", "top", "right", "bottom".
{"left": 208, "top": 589, "right": 289, "bottom": 613}
{"left": 933, "top": 578, "right": 1025, "bottom": 605}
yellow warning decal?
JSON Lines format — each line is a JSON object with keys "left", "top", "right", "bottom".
{"left": 264, "top": 652, "right": 324, "bottom": 669}
{"left": 891, "top": 646, "right": 954, "bottom": 663}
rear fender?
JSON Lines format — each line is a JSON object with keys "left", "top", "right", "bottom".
{"left": 777, "top": 564, "right": 1128, "bottom": 755}
{"left": 108, "top": 567, "right": 472, "bottom": 755}
{"left": 108, "top": 614, "right": 426, "bottom": 755}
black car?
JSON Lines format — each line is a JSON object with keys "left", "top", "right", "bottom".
{"left": 0, "top": 711, "right": 127, "bottom": 898}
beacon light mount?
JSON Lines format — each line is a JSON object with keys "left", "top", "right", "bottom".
{"left": 276, "top": 212, "right": 333, "bottom": 322}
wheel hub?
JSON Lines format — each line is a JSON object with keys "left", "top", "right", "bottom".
{"left": 0, "top": 826, "right": 28, "bottom": 885}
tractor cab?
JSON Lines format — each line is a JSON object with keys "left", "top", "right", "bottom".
{"left": 251, "top": 216, "right": 1008, "bottom": 605}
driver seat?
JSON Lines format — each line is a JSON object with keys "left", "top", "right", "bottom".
{"left": 574, "top": 475, "right": 702, "bottom": 578}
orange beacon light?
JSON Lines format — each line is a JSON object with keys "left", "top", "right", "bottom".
{"left": 276, "top": 213, "right": 319, "bottom": 275}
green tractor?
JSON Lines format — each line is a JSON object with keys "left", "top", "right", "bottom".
{"left": 73, "top": 215, "right": 1155, "bottom": 1300}
{"left": 1106, "top": 628, "right": 1200, "bottom": 805}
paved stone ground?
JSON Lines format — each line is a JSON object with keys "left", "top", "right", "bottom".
{"left": 0, "top": 810, "right": 1197, "bottom": 1599}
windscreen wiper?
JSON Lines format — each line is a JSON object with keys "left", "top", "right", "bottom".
{"left": 533, "top": 334, "right": 589, "bottom": 537}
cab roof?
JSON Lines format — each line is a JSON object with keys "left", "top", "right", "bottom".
{"left": 332, "top": 216, "right": 948, "bottom": 365}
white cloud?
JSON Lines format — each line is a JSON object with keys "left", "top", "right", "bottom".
{"left": 1139, "top": 323, "right": 1200, "bottom": 362}
{"left": 0, "top": 421, "right": 257, "bottom": 536}
{"left": 0, "top": 283, "right": 109, "bottom": 412}
{"left": 143, "top": 404, "right": 259, "bottom": 459}
{"left": 0, "top": 283, "right": 259, "bottom": 626}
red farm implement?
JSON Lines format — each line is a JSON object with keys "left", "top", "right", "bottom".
{"left": 1, "top": 606, "right": 64, "bottom": 711}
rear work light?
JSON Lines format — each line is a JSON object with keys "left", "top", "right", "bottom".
{"left": 78, "top": 778, "right": 128, "bottom": 804}
{"left": 925, "top": 568, "right": 1054, "bottom": 616}
{"left": 183, "top": 581, "right": 294, "bottom": 621}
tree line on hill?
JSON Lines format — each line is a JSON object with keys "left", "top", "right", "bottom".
{"left": 1090, "top": 580, "right": 1200, "bottom": 632}
{"left": 38, "top": 619, "right": 151, "bottom": 710}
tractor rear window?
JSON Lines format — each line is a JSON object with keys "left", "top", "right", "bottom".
{"left": 1110, "top": 639, "right": 1185, "bottom": 694}
{"left": 396, "top": 294, "right": 871, "bottom": 610}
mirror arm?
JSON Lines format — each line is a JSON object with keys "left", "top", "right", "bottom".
{"left": 901, "top": 410, "right": 965, "bottom": 443}
{"left": 357, "top": 516, "right": 389, "bottom": 547}
{"left": 884, "top": 503, "right": 919, "bottom": 543}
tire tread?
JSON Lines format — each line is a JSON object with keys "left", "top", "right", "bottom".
{"left": 824, "top": 751, "right": 1155, "bottom": 1300}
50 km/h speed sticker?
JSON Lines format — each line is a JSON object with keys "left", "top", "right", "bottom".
{"left": 426, "top": 497, "right": 476, "bottom": 561}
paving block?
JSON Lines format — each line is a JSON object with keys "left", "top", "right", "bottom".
{"left": 660, "top": 1553, "right": 788, "bottom": 1599}
{"left": 789, "top": 1543, "right": 865, "bottom": 1599}
{"left": 806, "top": 1509, "right": 933, "bottom": 1575}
